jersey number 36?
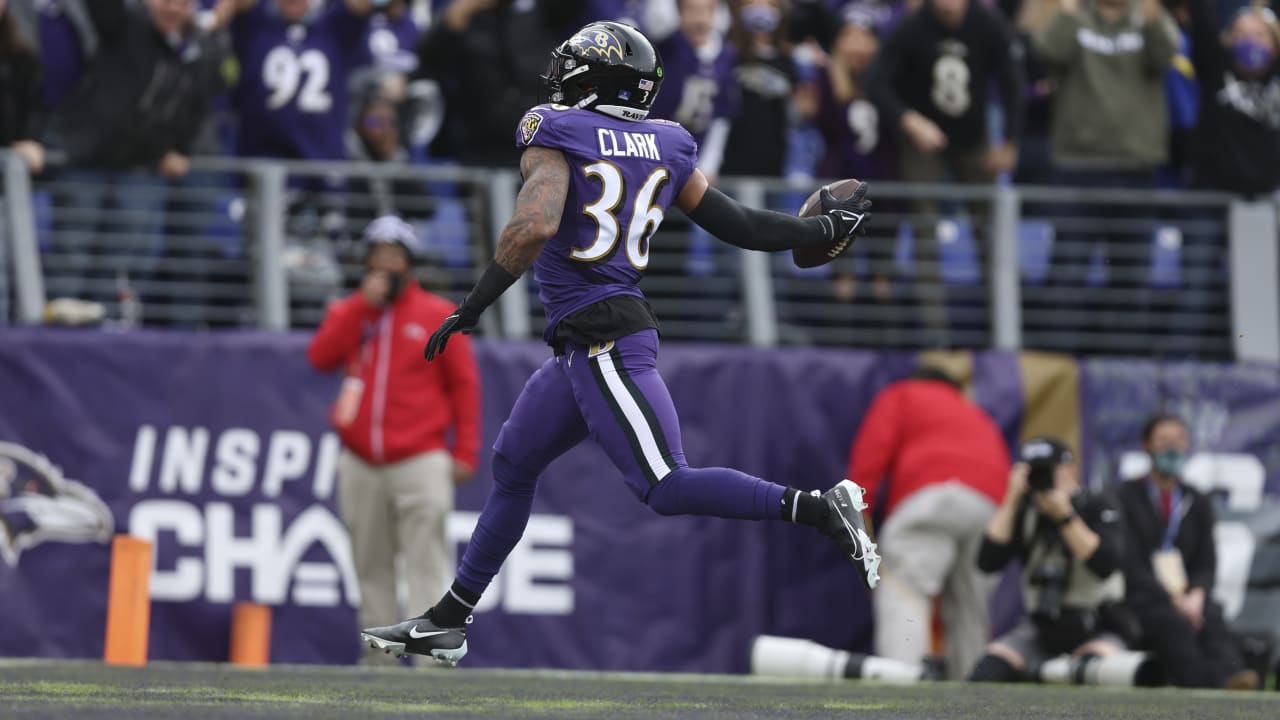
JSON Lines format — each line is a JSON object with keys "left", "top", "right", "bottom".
{"left": 572, "top": 162, "right": 670, "bottom": 271}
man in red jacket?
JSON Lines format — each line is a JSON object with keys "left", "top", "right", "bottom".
{"left": 847, "top": 366, "right": 1009, "bottom": 679}
{"left": 307, "top": 215, "right": 481, "bottom": 664}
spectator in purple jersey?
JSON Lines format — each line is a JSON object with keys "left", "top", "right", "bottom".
{"left": 649, "top": 0, "right": 739, "bottom": 181}
{"left": 221, "top": 0, "right": 373, "bottom": 161}
{"left": 815, "top": 8, "right": 897, "bottom": 309}
{"left": 0, "top": 0, "right": 45, "bottom": 174}
{"left": 48, "top": 0, "right": 221, "bottom": 313}
{"left": 415, "top": 0, "right": 587, "bottom": 167}
{"left": 815, "top": 8, "right": 891, "bottom": 182}
{"left": 360, "top": 22, "right": 881, "bottom": 666}
{"left": 646, "top": 0, "right": 737, "bottom": 305}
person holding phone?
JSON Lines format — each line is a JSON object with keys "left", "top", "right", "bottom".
{"left": 307, "top": 215, "right": 481, "bottom": 665}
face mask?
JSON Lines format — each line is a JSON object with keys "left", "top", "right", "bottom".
{"left": 1151, "top": 450, "right": 1186, "bottom": 478}
{"left": 740, "top": 4, "right": 781, "bottom": 34}
{"left": 1232, "top": 38, "right": 1274, "bottom": 74}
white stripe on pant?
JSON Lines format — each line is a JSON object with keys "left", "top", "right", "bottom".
{"left": 873, "top": 481, "right": 998, "bottom": 680}
{"left": 593, "top": 349, "right": 674, "bottom": 481}
{"left": 338, "top": 449, "right": 454, "bottom": 663}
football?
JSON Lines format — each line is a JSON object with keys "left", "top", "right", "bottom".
{"left": 792, "top": 178, "right": 866, "bottom": 269}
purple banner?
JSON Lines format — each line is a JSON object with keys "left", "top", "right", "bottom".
{"left": 3, "top": 329, "right": 1279, "bottom": 672}
{"left": 0, "top": 330, "right": 903, "bottom": 672}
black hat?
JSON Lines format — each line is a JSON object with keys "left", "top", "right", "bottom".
{"left": 1019, "top": 436, "right": 1074, "bottom": 466}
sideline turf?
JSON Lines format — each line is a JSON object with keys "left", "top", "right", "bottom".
{"left": 1, "top": 659, "right": 1276, "bottom": 719}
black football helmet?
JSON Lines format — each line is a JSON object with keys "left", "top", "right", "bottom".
{"left": 539, "top": 22, "right": 664, "bottom": 121}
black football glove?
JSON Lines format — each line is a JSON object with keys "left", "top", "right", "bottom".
{"left": 424, "top": 308, "right": 479, "bottom": 361}
{"left": 819, "top": 181, "right": 872, "bottom": 242}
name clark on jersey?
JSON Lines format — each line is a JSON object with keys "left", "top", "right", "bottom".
{"left": 597, "top": 128, "right": 662, "bottom": 160}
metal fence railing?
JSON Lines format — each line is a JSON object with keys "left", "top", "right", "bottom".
{"left": 752, "top": 180, "right": 1006, "bottom": 351}
{"left": 2, "top": 151, "right": 1277, "bottom": 363}
{"left": 1016, "top": 185, "right": 1234, "bottom": 359}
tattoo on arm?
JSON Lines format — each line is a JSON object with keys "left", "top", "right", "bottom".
{"left": 494, "top": 146, "right": 570, "bottom": 276}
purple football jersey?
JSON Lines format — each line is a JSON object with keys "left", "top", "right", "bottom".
{"left": 814, "top": 66, "right": 894, "bottom": 181}
{"left": 647, "top": 33, "right": 738, "bottom": 146}
{"left": 514, "top": 104, "right": 699, "bottom": 340}
{"left": 231, "top": 2, "right": 368, "bottom": 160}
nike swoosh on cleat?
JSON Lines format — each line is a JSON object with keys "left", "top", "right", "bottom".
{"left": 408, "top": 628, "right": 449, "bottom": 639}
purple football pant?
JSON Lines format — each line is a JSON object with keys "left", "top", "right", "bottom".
{"left": 455, "top": 329, "right": 788, "bottom": 596}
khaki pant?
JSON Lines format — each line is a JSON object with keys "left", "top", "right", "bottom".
{"left": 874, "top": 481, "right": 998, "bottom": 680}
{"left": 338, "top": 449, "right": 454, "bottom": 658}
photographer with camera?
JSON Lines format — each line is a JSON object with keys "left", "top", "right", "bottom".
{"left": 969, "top": 437, "right": 1148, "bottom": 685}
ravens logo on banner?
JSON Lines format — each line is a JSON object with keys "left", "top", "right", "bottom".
{"left": 0, "top": 442, "right": 114, "bottom": 566}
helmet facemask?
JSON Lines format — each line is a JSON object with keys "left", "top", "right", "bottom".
{"left": 539, "top": 47, "right": 602, "bottom": 110}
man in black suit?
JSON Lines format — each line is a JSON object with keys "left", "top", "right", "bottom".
{"left": 1115, "top": 412, "right": 1254, "bottom": 689}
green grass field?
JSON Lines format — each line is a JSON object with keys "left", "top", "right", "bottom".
{"left": 1, "top": 659, "right": 1277, "bottom": 719}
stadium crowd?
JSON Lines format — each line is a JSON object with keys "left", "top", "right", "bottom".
{"left": 4, "top": 0, "right": 1279, "bottom": 187}
{"left": 2, "top": 0, "right": 1279, "bottom": 337}
{"left": 2, "top": 4, "right": 1275, "bottom": 688}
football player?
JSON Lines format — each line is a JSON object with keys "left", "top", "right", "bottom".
{"left": 360, "top": 21, "right": 878, "bottom": 666}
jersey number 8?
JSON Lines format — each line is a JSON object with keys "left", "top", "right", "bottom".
{"left": 572, "top": 162, "right": 670, "bottom": 270}
{"left": 930, "top": 55, "right": 970, "bottom": 118}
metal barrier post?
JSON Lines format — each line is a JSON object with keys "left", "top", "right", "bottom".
{"left": 248, "top": 162, "right": 289, "bottom": 330}
{"left": 2, "top": 151, "right": 46, "bottom": 324}
{"left": 489, "top": 169, "right": 531, "bottom": 339}
{"left": 990, "top": 185, "right": 1022, "bottom": 351}
{"left": 1229, "top": 200, "right": 1280, "bottom": 364}
{"left": 734, "top": 180, "right": 779, "bottom": 348}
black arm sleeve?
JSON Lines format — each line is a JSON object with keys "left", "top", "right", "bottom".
{"left": 457, "top": 261, "right": 518, "bottom": 318}
{"left": 685, "top": 186, "right": 834, "bottom": 251}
